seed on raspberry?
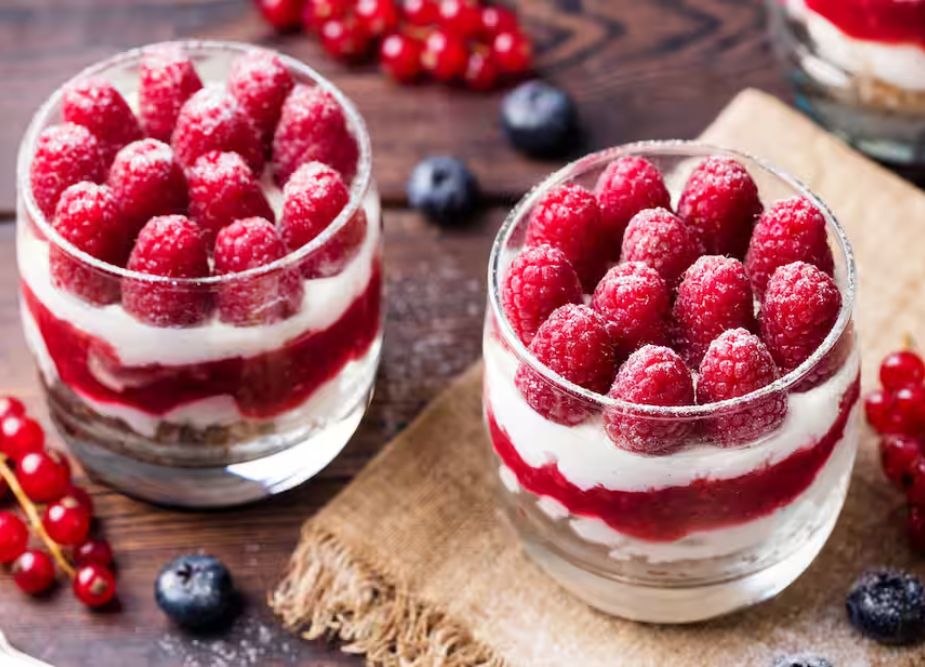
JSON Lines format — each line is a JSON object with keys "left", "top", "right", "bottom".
{"left": 139, "top": 44, "right": 203, "bottom": 142}
{"left": 604, "top": 345, "right": 695, "bottom": 455}
{"left": 51, "top": 182, "right": 129, "bottom": 305}
{"left": 380, "top": 34, "right": 423, "bottom": 84}
{"left": 492, "top": 30, "right": 533, "bottom": 76}
{"left": 187, "top": 151, "right": 274, "bottom": 244}
{"left": 672, "top": 255, "right": 756, "bottom": 367}
{"left": 514, "top": 304, "right": 615, "bottom": 425}
{"left": 760, "top": 261, "right": 841, "bottom": 375}
{"left": 214, "top": 217, "right": 303, "bottom": 326}
{"left": 228, "top": 49, "right": 295, "bottom": 148}
{"left": 591, "top": 262, "right": 670, "bottom": 359}
{"left": 745, "top": 196, "right": 834, "bottom": 299}
{"left": 62, "top": 77, "right": 143, "bottom": 167}
{"left": 30, "top": 123, "right": 106, "bottom": 218}
{"left": 421, "top": 29, "right": 469, "bottom": 82}
{"left": 356, "top": 0, "right": 400, "bottom": 37}
{"left": 122, "top": 215, "right": 212, "bottom": 327}
{"left": 502, "top": 244, "right": 583, "bottom": 346}
{"left": 677, "top": 156, "right": 762, "bottom": 258}
{"left": 302, "top": 0, "right": 352, "bottom": 32}
{"left": 697, "top": 328, "right": 786, "bottom": 445}
{"left": 593, "top": 156, "right": 671, "bottom": 255}
{"left": 525, "top": 183, "right": 607, "bottom": 291}
{"left": 272, "top": 84, "right": 359, "bottom": 186}
{"left": 320, "top": 17, "right": 372, "bottom": 62}
{"left": 255, "top": 0, "right": 304, "bottom": 30}
{"left": 0, "top": 512, "right": 28, "bottom": 564}
{"left": 881, "top": 350, "right": 925, "bottom": 391}
{"left": 0, "top": 414, "right": 45, "bottom": 462}
{"left": 12, "top": 549, "right": 56, "bottom": 596}
{"left": 17, "top": 450, "right": 71, "bottom": 503}
{"left": 280, "top": 161, "right": 365, "bottom": 277}
{"left": 108, "top": 139, "right": 188, "bottom": 236}
{"left": 620, "top": 207, "right": 702, "bottom": 289}
{"left": 172, "top": 86, "right": 265, "bottom": 176}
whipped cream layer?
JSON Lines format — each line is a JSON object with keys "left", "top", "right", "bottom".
{"left": 484, "top": 335, "right": 860, "bottom": 493}
{"left": 787, "top": 0, "right": 925, "bottom": 91}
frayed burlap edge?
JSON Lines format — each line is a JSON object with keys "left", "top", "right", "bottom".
{"left": 270, "top": 524, "right": 507, "bottom": 667}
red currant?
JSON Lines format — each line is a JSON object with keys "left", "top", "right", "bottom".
{"left": 302, "top": 0, "right": 351, "bottom": 33}
{"left": 909, "top": 505, "right": 925, "bottom": 554}
{"left": 254, "top": 0, "right": 304, "bottom": 31}
{"left": 880, "top": 434, "right": 924, "bottom": 489}
{"left": 75, "top": 539, "right": 114, "bottom": 568}
{"left": 65, "top": 485, "right": 95, "bottom": 514}
{"left": 491, "top": 29, "right": 532, "bottom": 75}
{"left": 402, "top": 0, "right": 438, "bottom": 25}
{"left": 0, "top": 415, "right": 45, "bottom": 461}
{"left": 73, "top": 563, "right": 117, "bottom": 608}
{"left": 17, "top": 450, "right": 71, "bottom": 503}
{"left": 479, "top": 5, "right": 517, "bottom": 38}
{"left": 0, "top": 511, "right": 28, "bottom": 564}
{"left": 421, "top": 29, "right": 468, "bottom": 82}
{"left": 892, "top": 385, "right": 925, "bottom": 435}
{"left": 464, "top": 50, "right": 498, "bottom": 90}
{"left": 907, "top": 457, "right": 925, "bottom": 505}
{"left": 437, "top": 0, "right": 481, "bottom": 38}
{"left": 380, "top": 34, "right": 423, "bottom": 83}
{"left": 321, "top": 17, "right": 372, "bottom": 61}
{"left": 12, "top": 549, "right": 56, "bottom": 595}
{"left": 43, "top": 496, "right": 91, "bottom": 546}
{"left": 356, "top": 0, "right": 400, "bottom": 37}
{"left": 880, "top": 350, "right": 925, "bottom": 390}
{"left": 0, "top": 396, "right": 25, "bottom": 420}
{"left": 865, "top": 389, "right": 894, "bottom": 434}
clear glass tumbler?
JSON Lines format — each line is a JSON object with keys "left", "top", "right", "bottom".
{"left": 16, "top": 41, "right": 382, "bottom": 507}
{"left": 483, "top": 142, "right": 859, "bottom": 622}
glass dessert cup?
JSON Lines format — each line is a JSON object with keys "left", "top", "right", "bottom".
{"left": 16, "top": 41, "right": 382, "bottom": 508}
{"left": 483, "top": 142, "right": 859, "bottom": 623}
{"left": 766, "top": 0, "right": 925, "bottom": 166}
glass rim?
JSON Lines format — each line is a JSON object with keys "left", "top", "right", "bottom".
{"left": 486, "top": 139, "right": 858, "bottom": 418}
{"left": 15, "top": 39, "right": 374, "bottom": 287}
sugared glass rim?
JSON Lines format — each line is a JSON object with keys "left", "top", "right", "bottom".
{"left": 487, "top": 140, "right": 858, "bottom": 418}
{"left": 15, "top": 39, "right": 373, "bottom": 286}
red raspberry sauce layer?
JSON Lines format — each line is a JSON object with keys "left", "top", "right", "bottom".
{"left": 487, "top": 374, "right": 860, "bottom": 542}
{"left": 22, "top": 261, "right": 381, "bottom": 420}
{"left": 804, "top": 0, "right": 925, "bottom": 50}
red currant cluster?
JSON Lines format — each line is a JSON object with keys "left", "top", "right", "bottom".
{"left": 255, "top": 0, "right": 533, "bottom": 90}
{"left": 0, "top": 397, "right": 116, "bottom": 607}
{"left": 864, "top": 348, "right": 925, "bottom": 553}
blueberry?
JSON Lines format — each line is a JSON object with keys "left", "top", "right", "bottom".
{"left": 772, "top": 654, "right": 833, "bottom": 667}
{"left": 846, "top": 568, "right": 925, "bottom": 645}
{"left": 501, "top": 80, "right": 579, "bottom": 158}
{"left": 155, "top": 554, "right": 237, "bottom": 631}
{"left": 406, "top": 156, "right": 479, "bottom": 224}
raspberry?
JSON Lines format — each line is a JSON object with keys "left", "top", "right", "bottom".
{"left": 171, "top": 86, "right": 265, "bottom": 176}
{"left": 108, "top": 139, "right": 188, "bottom": 236}
{"left": 619, "top": 207, "right": 702, "bottom": 289}
{"left": 62, "top": 77, "right": 143, "bottom": 167}
{"left": 187, "top": 151, "right": 274, "bottom": 244}
{"left": 697, "top": 328, "right": 786, "bottom": 445}
{"left": 213, "top": 217, "right": 303, "bottom": 326}
{"left": 272, "top": 84, "right": 359, "bottom": 186}
{"left": 677, "top": 156, "right": 762, "bottom": 258}
{"left": 139, "top": 45, "right": 203, "bottom": 142}
{"left": 745, "top": 195, "right": 835, "bottom": 299}
{"left": 591, "top": 262, "right": 670, "bottom": 359}
{"left": 881, "top": 435, "right": 925, "bottom": 489}
{"left": 514, "top": 304, "right": 615, "bottom": 425}
{"left": 760, "top": 261, "right": 842, "bottom": 374}
{"left": 593, "top": 156, "right": 670, "bottom": 254}
{"left": 524, "top": 183, "right": 607, "bottom": 291}
{"left": 228, "top": 49, "right": 295, "bottom": 147}
{"left": 501, "top": 244, "right": 583, "bottom": 346}
{"left": 672, "top": 255, "right": 756, "bottom": 367}
{"left": 604, "top": 345, "right": 695, "bottom": 454}
{"left": 122, "top": 215, "right": 211, "bottom": 327}
{"left": 50, "top": 182, "right": 128, "bottom": 305}
{"left": 29, "top": 123, "right": 105, "bottom": 217}
{"left": 280, "top": 161, "right": 365, "bottom": 277}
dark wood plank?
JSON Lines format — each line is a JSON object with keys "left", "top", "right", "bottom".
{"left": 0, "top": 0, "right": 785, "bottom": 211}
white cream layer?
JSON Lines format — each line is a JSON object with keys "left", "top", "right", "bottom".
{"left": 484, "top": 335, "right": 859, "bottom": 493}
{"left": 787, "top": 0, "right": 925, "bottom": 91}
{"left": 18, "top": 192, "right": 380, "bottom": 368}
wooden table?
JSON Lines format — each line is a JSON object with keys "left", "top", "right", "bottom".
{"left": 0, "top": 1, "right": 821, "bottom": 665}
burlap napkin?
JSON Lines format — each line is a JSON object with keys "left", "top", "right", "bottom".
{"left": 271, "top": 90, "right": 925, "bottom": 667}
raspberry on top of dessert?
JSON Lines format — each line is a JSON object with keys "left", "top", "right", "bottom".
{"left": 799, "top": 0, "right": 925, "bottom": 50}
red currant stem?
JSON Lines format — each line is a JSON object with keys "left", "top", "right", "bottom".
{"left": 0, "top": 456, "right": 74, "bottom": 578}
{"left": 904, "top": 332, "right": 918, "bottom": 351}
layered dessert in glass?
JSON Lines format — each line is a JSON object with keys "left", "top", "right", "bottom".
{"left": 483, "top": 143, "right": 859, "bottom": 622}
{"left": 767, "top": 0, "right": 925, "bottom": 164}
{"left": 16, "top": 41, "right": 382, "bottom": 507}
